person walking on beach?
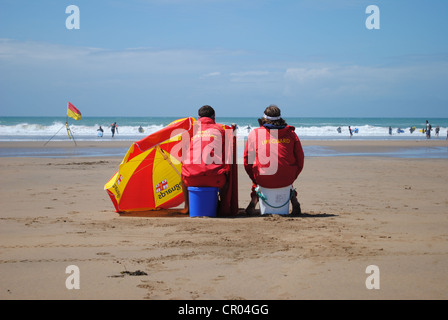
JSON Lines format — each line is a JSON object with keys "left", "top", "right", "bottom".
{"left": 243, "top": 105, "right": 304, "bottom": 215}
{"left": 110, "top": 122, "right": 118, "bottom": 138}
{"left": 435, "top": 125, "right": 440, "bottom": 138}
{"left": 180, "top": 105, "right": 231, "bottom": 215}
{"left": 425, "top": 120, "right": 431, "bottom": 139}
{"left": 349, "top": 126, "right": 353, "bottom": 138}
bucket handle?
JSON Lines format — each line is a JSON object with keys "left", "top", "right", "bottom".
{"left": 255, "top": 187, "right": 294, "bottom": 209}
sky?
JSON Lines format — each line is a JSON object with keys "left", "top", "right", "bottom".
{"left": 0, "top": 0, "right": 447, "bottom": 118}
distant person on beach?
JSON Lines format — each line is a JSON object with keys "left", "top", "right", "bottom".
{"left": 180, "top": 105, "right": 231, "bottom": 214}
{"left": 110, "top": 122, "right": 118, "bottom": 138}
{"left": 243, "top": 105, "right": 304, "bottom": 215}
{"left": 349, "top": 126, "right": 353, "bottom": 138}
{"left": 435, "top": 125, "right": 440, "bottom": 137}
{"left": 337, "top": 126, "right": 342, "bottom": 133}
{"left": 97, "top": 126, "right": 104, "bottom": 137}
{"left": 425, "top": 120, "right": 431, "bottom": 139}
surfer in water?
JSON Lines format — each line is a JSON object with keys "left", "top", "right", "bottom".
{"left": 97, "top": 126, "right": 104, "bottom": 137}
{"left": 110, "top": 122, "right": 118, "bottom": 138}
{"left": 425, "top": 120, "right": 431, "bottom": 139}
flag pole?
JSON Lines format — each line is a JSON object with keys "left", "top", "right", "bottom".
{"left": 157, "top": 146, "right": 181, "bottom": 177}
{"left": 65, "top": 118, "right": 77, "bottom": 146}
{"left": 66, "top": 102, "right": 81, "bottom": 146}
{"left": 43, "top": 124, "right": 65, "bottom": 146}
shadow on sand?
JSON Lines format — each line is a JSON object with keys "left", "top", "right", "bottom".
{"left": 117, "top": 208, "right": 338, "bottom": 219}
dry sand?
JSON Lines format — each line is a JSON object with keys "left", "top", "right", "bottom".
{"left": 0, "top": 140, "right": 447, "bottom": 300}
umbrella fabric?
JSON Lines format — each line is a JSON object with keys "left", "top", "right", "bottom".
{"left": 104, "top": 117, "right": 195, "bottom": 212}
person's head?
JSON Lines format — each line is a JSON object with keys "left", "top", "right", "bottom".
{"left": 198, "top": 105, "right": 215, "bottom": 119}
{"left": 258, "top": 104, "right": 287, "bottom": 127}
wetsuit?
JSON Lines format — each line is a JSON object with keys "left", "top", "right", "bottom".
{"left": 111, "top": 123, "right": 118, "bottom": 137}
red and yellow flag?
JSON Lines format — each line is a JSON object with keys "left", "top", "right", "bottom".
{"left": 67, "top": 102, "right": 82, "bottom": 120}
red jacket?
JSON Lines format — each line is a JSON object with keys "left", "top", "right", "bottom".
{"left": 244, "top": 125, "right": 304, "bottom": 188}
{"left": 181, "top": 117, "right": 231, "bottom": 181}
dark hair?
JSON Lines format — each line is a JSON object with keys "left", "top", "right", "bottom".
{"left": 258, "top": 104, "right": 287, "bottom": 127}
{"left": 198, "top": 105, "right": 215, "bottom": 118}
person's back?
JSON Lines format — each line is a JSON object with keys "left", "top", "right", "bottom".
{"left": 182, "top": 115, "right": 229, "bottom": 186}
{"left": 245, "top": 124, "right": 303, "bottom": 188}
{"left": 243, "top": 105, "right": 304, "bottom": 215}
{"left": 180, "top": 105, "right": 231, "bottom": 215}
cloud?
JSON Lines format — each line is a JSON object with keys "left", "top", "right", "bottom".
{"left": 202, "top": 72, "right": 221, "bottom": 77}
{"left": 229, "top": 70, "right": 273, "bottom": 83}
{"left": 1, "top": 38, "right": 447, "bottom": 117}
{"left": 0, "top": 39, "right": 262, "bottom": 115}
{"left": 284, "top": 67, "right": 331, "bottom": 83}
{"left": 0, "top": 39, "right": 222, "bottom": 75}
{"left": 0, "top": 38, "right": 98, "bottom": 63}
{"left": 0, "top": 39, "right": 244, "bottom": 93}
{"left": 283, "top": 61, "right": 448, "bottom": 100}
{"left": 230, "top": 71, "right": 270, "bottom": 77}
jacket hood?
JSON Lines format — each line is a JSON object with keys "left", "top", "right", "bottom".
{"left": 262, "top": 124, "right": 296, "bottom": 133}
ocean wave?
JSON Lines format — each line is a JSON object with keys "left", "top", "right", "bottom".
{"left": 0, "top": 121, "right": 446, "bottom": 141}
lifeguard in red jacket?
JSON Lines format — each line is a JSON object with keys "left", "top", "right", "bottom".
{"left": 244, "top": 105, "right": 304, "bottom": 215}
{"left": 181, "top": 105, "right": 231, "bottom": 213}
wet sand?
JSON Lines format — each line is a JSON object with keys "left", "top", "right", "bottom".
{"left": 0, "top": 139, "right": 447, "bottom": 299}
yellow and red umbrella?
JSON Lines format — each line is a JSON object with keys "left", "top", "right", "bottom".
{"left": 104, "top": 117, "right": 195, "bottom": 213}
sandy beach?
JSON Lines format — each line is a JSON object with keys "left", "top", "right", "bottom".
{"left": 1, "top": 139, "right": 447, "bottom": 300}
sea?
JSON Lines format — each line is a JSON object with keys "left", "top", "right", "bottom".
{"left": 1, "top": 116, "right": 447, "bottom": 158}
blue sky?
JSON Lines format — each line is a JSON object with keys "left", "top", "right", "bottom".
{"left": 0, "top": 0, "right": 447, "bottom": 117}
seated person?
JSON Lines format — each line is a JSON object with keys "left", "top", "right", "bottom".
{"left": 181, "top": 105, "right": 231, "bottom": 214}
{"left": 244, "top": 105, "right": 304, "bottom": 215}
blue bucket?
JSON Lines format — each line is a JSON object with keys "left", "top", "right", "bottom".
{"left": 188, "top": 187, "right": 219, "bottom": 217}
